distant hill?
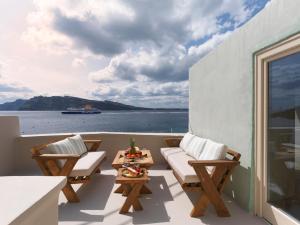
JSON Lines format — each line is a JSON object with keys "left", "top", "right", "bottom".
{"left": 0, "top": 99, "right": 27, "bottom": 110}
{"left": 0, "top": 96, "right": 148, "bottom": 111}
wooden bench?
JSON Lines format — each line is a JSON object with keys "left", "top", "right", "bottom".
{"left": 162, "top": 135, "right": 241, "bottom": 217}
{"left": 31, "top": 135, "right": 106, "bottom": 203}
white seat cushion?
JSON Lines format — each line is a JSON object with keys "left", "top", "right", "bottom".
{"left": 185, "top": 136, "right": 207, "bottom": 159}
{"left": 199, "top": 139, "right": 226, "bottom": 173}
{"left": 160, "top": 147, "right": 183, "bottom": 161}
{"left": 68, "top": 135, "right": 87, "bottom": 155}
{"left": 179, "top": 133, "right": 194, "bottom": 151}
{"left": 168, "top": 151, "right": 200, "bottom": 183}
{"left": 70, "top": 151, "right": 106, "bottom": 177}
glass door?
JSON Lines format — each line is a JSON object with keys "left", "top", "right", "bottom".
{"left": 264, "top": 51, "right": 300, "bottom": 225}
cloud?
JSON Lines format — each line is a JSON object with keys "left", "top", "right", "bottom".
{"left": 71, "top": 58, "right": 86, "bottom": 68}
{"left": 0, "top": 62, "right": 2, "bottom": 78}
{"left": 188, "top": 31, "right": 232, "bottom": 55}
{"left": 90, "top": 31, "right": 232, "bottom": 84}
{"left": 0, "top": 92, "right": 34, "bottom": 104}
{"left": 0, "top": 81, "right": 33, "bottom": 103}
{"left": 20, "top": 0, "right": 268, "bottom": 107}
{"left": 91, "top": 81, "right": 188, "bottom": 108}
{"left": 24, "top": 0, "right": 252, "bottom": 56}
{"left": 0, "top": 60, "right": 33, "bottom": 94}
{"left": 0, "top": 83, "right": 32, "bottom": 93}
{"left": 53, "top": 10, "right": 125, "bottom": 56}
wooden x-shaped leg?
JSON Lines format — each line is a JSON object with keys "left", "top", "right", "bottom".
{"left": 114, "top": 184, "right": 125, "bottom": 194}
{"left": 191, "top": 166, "right": 230, "bottom": 217}
{"left": 62, "top": 183, "right": 80, "bottom": 202}
{"left": 140, "top": 184, "right": 152, "bottom": 194}
{"left": 119, "top": 183, "right": 144, "bottom": 214}
{"left": 45, "top": 158, "right": 80, "bottom": 203}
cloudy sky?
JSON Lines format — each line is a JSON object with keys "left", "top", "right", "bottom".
{"left": 0, "top": 0, "right": 269, "bottom": 108}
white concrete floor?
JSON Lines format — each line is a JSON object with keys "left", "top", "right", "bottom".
{"left": 58, "top": 168, "right": 268, "bottom": 225}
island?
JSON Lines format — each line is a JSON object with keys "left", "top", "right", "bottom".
{"left": 0, "top": 96, "right": 188, "bottom": 111}
{"left": 0, "top": 96, "right": 148, "bottom": 111}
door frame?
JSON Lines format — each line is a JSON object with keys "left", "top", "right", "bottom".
{"left": 254, "top": 33, "right": 300, "bottom": 224}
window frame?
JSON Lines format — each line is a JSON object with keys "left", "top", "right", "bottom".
{"left": 254, "top": 33, "right": 300, "bottom": 224}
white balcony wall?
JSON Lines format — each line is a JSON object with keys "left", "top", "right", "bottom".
{"left": 0, "top": 116, "right": 20, "bottom": 175}
{"left": 14, "top": 132, "right": 183, "bottom": 174}
{"left": 189, "top": 0, "right": 300, "bottom": 211}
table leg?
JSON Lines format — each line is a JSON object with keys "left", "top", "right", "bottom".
{"left": 122, "top": 184, "right": 131, "bottom": 196}
{"left": 140, "top": 184, "right": 152, "bottom": 194}
{"left": 114, "top": 184, "right": 124, "bottom": 194}
{"left": 119, "top": 183, "right": 144, "bottom": 214}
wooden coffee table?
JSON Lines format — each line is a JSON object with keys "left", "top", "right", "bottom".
{"left": 112, "top": 150, "right": 154, "bottom": 169}
{"left": 112, "top": 149, "right": 154, "bottom": 194}
{"left": 115, "top": 168, "right": 149, "bottom": 214}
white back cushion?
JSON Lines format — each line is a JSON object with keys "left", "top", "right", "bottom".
{"left": 199, "top": 139, "right": 226, "bottom": 160}
{"left": 68, "top": 135, "right": 87, "bottom": 155}
{"left": 46, "top": 138, "right": 77, "bottom": 167}
{"left": 47, "top": 138, "right": 78, "bottom": 155}
{"left": 46, "top": 136, "right": 87, "bottom": 167}
{"left": 179, "top": 133, "right": 194, "bottom": 151}
{"left": 199, "top": 139, "right": 226, "bottom": 173}
{"left": 185, "top": 136, "right": 207, "bottom": 159}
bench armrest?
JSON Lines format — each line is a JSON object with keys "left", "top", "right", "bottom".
{"left": 83, "top": 139, "right": 102, "bottom": 152}
{"left": 164, "top": 138, "right": 182, "bottom": 147}
{"left": 188, "top": 159, "right": 240, "bottom": 167}
{"left": 83, "top": 140, "right": 102, "bottom": 144}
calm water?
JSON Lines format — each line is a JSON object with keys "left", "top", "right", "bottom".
{"left": 0, "top": 110, "right": 188, "bottom": 135}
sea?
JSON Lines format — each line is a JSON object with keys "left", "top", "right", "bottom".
{"left": 0, "top": 110, "right": 188, "bottom": 135}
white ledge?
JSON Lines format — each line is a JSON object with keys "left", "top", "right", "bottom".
{"left": 0, "top": 176, "right": 66, "bottom": 225}
{"left": 20, "top": 131, "right": 185, "bottom": 138}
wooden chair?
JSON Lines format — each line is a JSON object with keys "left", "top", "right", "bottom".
{"left": 31, "top": 139, "right": 105, "bottom": 203}
{"left": 165, "top": 138, "right": 241, "bottom": 217}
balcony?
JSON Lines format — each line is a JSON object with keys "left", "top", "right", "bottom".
{"left": 0, "top": 117, "right": 267, "bottom": 225}
{"left": 56, "top": 166, "right": 266, "bottom": 225}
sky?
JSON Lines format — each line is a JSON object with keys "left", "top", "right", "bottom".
{"left": 269, "top": 52, "right": 300, "bottom": 113}
{"left": 0, "top": 0, "right": 270, "bottom": 108}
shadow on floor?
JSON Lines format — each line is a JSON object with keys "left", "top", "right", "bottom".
{"left": 121, "top": 175, "right": 173, "bottom": 224}
{"left": 184, "top": 191, "right": 266, "bottom": 225}
{"left": 59, "top": 174, "right": 115, "bottom": 222}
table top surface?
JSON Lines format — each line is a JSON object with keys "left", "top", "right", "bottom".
{"left": 115, "top": 168, "right": 149, "bottom": 183}
{"left": 112, "top": 149, "right": 154, "bottom": 169}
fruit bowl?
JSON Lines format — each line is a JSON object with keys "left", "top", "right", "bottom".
{"left": 124, "top": 147, "right": 143, "bottom": 159}
{"left": 121, "top": 168, "right": 144, "bottom": 178}
{"left": 124, "top": 152, "right": 142, "bottom": 159}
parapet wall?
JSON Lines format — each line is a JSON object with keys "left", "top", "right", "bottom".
{"left": 14, "top": 132, "right": 183, "bottom": 174}
{"left": 0, "top": 116, "right": 20, "bottom": 175}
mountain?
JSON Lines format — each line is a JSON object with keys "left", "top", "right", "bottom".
{"left": 0, "top": 99, "right": 27, "bottom": 110}
{"left": 0, "top": 96, "right": 148, "bottom": 111}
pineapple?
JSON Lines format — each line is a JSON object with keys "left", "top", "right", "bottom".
{"left": 129, "top": 138, "right": 136, "bottom": 154}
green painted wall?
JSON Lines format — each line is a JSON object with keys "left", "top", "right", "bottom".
{"left": 189, "top": 0, "right": 300, "bottom": 211}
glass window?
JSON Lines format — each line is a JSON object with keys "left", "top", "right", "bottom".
{"left": 268, "top": 51, "right": 300, "bottom": 221}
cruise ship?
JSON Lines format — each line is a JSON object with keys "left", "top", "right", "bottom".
{"left": 61, "top": 104, "right": 101, "bottom": 114}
